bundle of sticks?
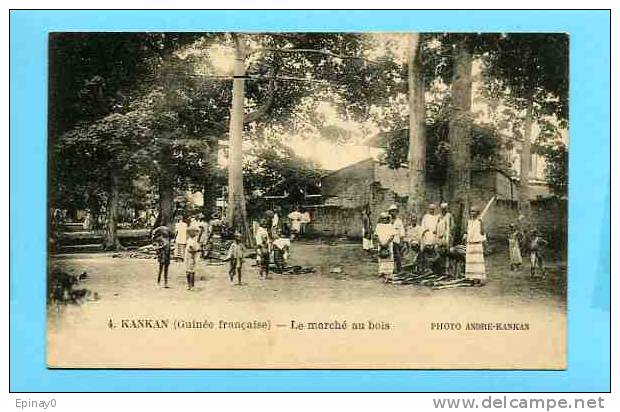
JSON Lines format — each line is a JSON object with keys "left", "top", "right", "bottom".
{"left": 391, "top": 270, "right": 478, "bottom": 289}
{"left": 392, "top": 265, "right": 474, "bottom": 290}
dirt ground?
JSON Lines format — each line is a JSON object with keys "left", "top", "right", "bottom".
{"left": 47, "top": 239, "right": 567, "bottom": 369}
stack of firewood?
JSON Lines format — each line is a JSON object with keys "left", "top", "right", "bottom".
{"left": 390, "top": 267, "right": 478, "bottom": 289}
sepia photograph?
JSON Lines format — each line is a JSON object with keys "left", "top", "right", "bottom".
{"left": 47, "top": 32, "right": 568, "bottom": 369}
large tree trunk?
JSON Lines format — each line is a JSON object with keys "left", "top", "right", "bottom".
{"left": 447, "top": 41, "right": 473, "bottom": 238}
{"left": 203, "top": 139, "right": 219, "bottom": 218}
{"left": 103, "top": 170, "right": 122, "bottom": 250}
{"left": 159, "top": 143, "right": 175, "bottom": 230}
{"left": 227, "top": 34, "right": 250, "bottom": 241}
{"left": 407, "top": 33, "right": 426, "bottom": 217}
{"left": 519, "top": 97, "right": 534, "bottom": 214}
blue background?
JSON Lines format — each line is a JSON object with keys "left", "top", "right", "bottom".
{"left": 9, "top": 10, "right": 610, "bottom": 392}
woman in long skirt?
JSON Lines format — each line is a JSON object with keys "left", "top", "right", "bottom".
{"left": 464, "top": 207, "right": 486, "bottom": 284}
{"left": 374, "top": 212, "right": 395, "bottom": 281}
{"left": 174, "top": 216, "right": 188, "bottom": 261}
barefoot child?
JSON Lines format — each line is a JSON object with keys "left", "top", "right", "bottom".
{"left": 226, "top": 232, "right": 245, "bottom": 285}
{"left": 529, "top": 229, "right": 548, "bottom": 278}
{"left": 152, "top": 226, "right": 171, "bottom": 288}
{"left": 184, "top": 227, "right": 200, "bottom": 290}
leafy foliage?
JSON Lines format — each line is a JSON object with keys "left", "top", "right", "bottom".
{"left": 244, "top": 138, "right": 324, "bottom": 207}
{"left": 536, "top": 142, "right": 567, "bottom": 197}
{"left": 381, "top": 96, "right": 507, "bottom": 186}
{"left": 482, "top": 33, "right": 569, "bottom": 122}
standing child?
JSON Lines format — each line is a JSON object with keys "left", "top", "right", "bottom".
{"left": 226, "top": 232, "right": 245, "bottom": 285}
{"left": 255, "top": 220, "right": 271, "bottom": 279}
{"left": 529, "top": 229, "right": 548, "bottom": 278}
{"left": 184, "top": 227, "right": 200, "bottom": 290}
{"left": 508, "top": 223, "right": 523, "bottom": 271}
{"left": 152, "top": 225, "right": 171, "bottom": 288}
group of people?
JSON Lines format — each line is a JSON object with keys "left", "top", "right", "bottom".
{"left": 253, "top": 208, "right": 302, "bottom": 278}
{"left": 365, "top": 202, "right": 550, "bottom": 285}
{"left": 364, "top": 202, "right": 488, "bottom": 285}
{"left": 263, "top": 207, "right": 312, "bottom": 240}
{"left": 151, "top": 213, "right": 225, "bottom": 290}
{"left": 150, "top": 207, "right": 306, "bottom": 290}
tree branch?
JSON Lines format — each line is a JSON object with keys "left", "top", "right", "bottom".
{"left": 210, "top": 75, "right": 278, "bottom": 134}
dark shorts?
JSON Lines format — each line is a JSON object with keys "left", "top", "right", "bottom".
{"left": 158, "top": 253, "right": 170, "bottom": 265}
{"left": 260, "top": 251, "right": 270, "bottom": 269}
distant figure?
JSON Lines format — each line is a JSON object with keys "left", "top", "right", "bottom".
{"left": 464, "top": 206, "right": 486, "bottom": 285}
{"left": 388, "top": 204, "right": 405, "bottom": 273}
{"left": 361, "top": 205, "right": 374, "bottom": 252}
{"left": 288, "top": 208, "right": 303, "bottom": 240}
{"left": 271, "top": 208, "right": 280, "bottom": 238}
{"left": 82, "top": 211, "right": 92, "bottom": 231}
{"left": 196, "top": 214, "right": 211, "bottom": 259}
{"left": 300, "top": 209, "right": 311, "bottom": 236}
{"left": 152, "top": 225, "right": 171, "bottom": 288}
{"left": 174, "top": 215, "right": 188, "bottom": 261}
{"left": 185, "top": 227, "right": 200, "bottom": 290}
{"left": 225, "top": 232, "right": 245, "bottom": 285}
{"left": 148, "top": 211, "right": 157, "bottom": 229}
{"left": 508, "top": 223, "right": 523, "bottom": 271}
{"left": 96, "top": 214, "right": 105, "bottom": 232}
{"left": 529, "top": 229, "right": 548, "bottom": 279}
{"left": 374, "top": 212, "right": 395, "bottom": 281}
{"left": 255, "top": 220, "right": 271, "bottom": 279}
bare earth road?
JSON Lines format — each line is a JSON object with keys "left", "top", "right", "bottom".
{"left": 48, "top": 240, "right": 566, "bottom": 369}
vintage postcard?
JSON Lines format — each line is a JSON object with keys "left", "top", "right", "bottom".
{"left": 47, "top": 32, "right": 567, "bottom": 369}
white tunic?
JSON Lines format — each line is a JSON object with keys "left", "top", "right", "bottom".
{"left": 175, "top": 221, "right": 188, "bottom": 244}
{"left": 420, "top": 213, "right": 439, "bottom": 246}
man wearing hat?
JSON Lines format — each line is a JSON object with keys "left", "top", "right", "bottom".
{"left": 374, "top": 212, "right": 396, "bottom": 279}
{"left": 436, "top": 203, "right": 453, "bottom": 247}
{"left": 388, "top": 204, "right": 406, "bottom": 273}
